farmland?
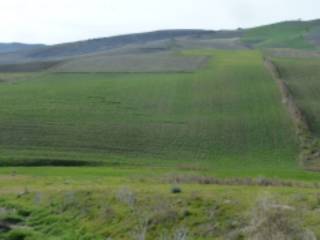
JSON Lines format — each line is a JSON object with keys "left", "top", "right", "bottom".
{"left": 0, "top": 50, "right": 299, "bottom": 176}
{"left": 242, "top": 20, "right": 319, "bottom": 49}
{"left": 273, "top": 57, "right": 320, "bottom": 137}
{"left": 1, "top": 19, "right": 320, "bottom": 239}
{"left": 51, "top": 52, "right": 209, "bottom": 73}
{"left": 3, "top": 49, "right": 320, "bottom": 239}
{"left": 270, "top": 56, "right": 320, "bottom": 170}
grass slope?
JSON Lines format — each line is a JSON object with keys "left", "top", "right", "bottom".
{"left": 272, "top": 57, "right": 320, "bottom": 170}
{"left": 1, "top": 167, "right": 320, "bottom": 239}
{"left": 243, "top": 20, "right": 319, "bottom": 49}
{"left": 1, "top": 19, "right": 320, "bottom": 69}
{"left": 0, "top": 43, "right": 45, "bottom": 54}
{"left": 26, "top": 30, "right": 218, "bottom": 59}
{"left": 0, "top": 50, "right": 298, "bottom": 175}
{"left": 0, "top": 61, "right": 61, "bottom": 73}
{"left": 273, "top": 57, "right": 320, "bottom": 137}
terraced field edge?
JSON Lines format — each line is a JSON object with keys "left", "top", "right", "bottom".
{"left": 264, "top": 58, "right": 320, "bottom": 171}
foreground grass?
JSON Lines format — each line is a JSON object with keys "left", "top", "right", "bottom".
{"left": 1, "top": 167, "right": 320, "bottom": 240}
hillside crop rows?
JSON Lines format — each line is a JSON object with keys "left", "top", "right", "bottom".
{"left": 0, "top": 50, "right": 298, "bottom": 174}
{"left": 273, "top": 58, "right": 320, "bottom": 137}
{"left": 272, "top": 57, "right": 320, "bottom": 169}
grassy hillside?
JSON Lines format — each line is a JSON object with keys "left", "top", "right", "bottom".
{"left": 0, "top": 60, "right": 61, "bottom": 72}
{"left": 26, "top": 30, "right": 219, "bottom": 59}
{"left": 1, "top": 167, "right": 320, "bottom": 240}
{"left": 273, "top": 57, "right": 320, "bottom": 137}
{"left": 243, "top": 20, "right": 320, "bottom": 49}
{"left": 0, "top": 43, "right": 45, "bottom": 54}
{"left": 0, "top": 50, "right": 298, "bottom": 175}
{"left": 264, "top": 48, "right": 320, "bottom": 59}
{"left": 0, "top": 19, "right": 320, "bottom": 69}
{"left": 269, "top": 57, "right": 320, "bottom": 171}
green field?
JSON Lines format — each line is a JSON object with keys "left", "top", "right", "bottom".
{"left": 2, "top": 49, "right": 320, "bottom": 239}
{"left": 0, "top": 50, "right": 299, "bottom": 175}
{"left": 243, "top": 20, "right": 316, "bottom": 49}
{"left": 273, "top": 57, "right": 320, "bottom": 136}
{"left": 271, "top": 56, "right": 320, "bottom": 170}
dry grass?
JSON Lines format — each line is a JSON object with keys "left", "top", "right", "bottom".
{"left": 116, "top": 187, "right": 136, "bottom": 208}
{"left": 243, "top": 195, "right": 316, "bottom": 240}
{"left": 162, "top": 174, "right": 320, "bottom": 188}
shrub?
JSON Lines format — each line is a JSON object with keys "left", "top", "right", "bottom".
{"left": 3, "top": 215, "right": 23, "bottom": 224}
{"left": 7, "top": 228, "right": 35, "bottom": 240}
{"left": 116, "top": 187, "right": 136, "bottom": 207}
{"left": 17, "top": 209, "right": 31, "bottom": 217}
{"left": 171, "top": 187, "right": 182, "bottom": 194}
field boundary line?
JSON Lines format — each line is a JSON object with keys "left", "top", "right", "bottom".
{"left": 264, "top": 57, "right": 320, "bottom": 171}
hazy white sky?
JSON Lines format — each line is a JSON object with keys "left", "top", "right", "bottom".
{"left": 1, "top": 0, "right": 319, "bottom": 44}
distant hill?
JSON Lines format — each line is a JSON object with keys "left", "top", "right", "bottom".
{"left": 242, "top": 19, "right": 320, "bottom": 49}
{"left": 0, "top": 43, "right": 46, "bottom": 54}
{"left": 26, "top": 29, "right": 243, "bottom": 59}
{"left": 0, "top": 19, "right": 319, "bottom": 69}
{"left": 0, "top": 30, "right": 244, "bottom": 64}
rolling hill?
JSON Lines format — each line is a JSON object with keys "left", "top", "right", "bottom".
{"left": 2, "top": 19, "right": 320, "bottom": 240}
{"left": 1, "top": 19, "right": 320, "bottom": 170}
{"left": 242, "top": 19, "right": 320, "bottom": 49}
{"left": 0, "top": 43, "right": 45, "bottom": 54}
{"left": 0, "top": 50, "right": 297, "bottom": 172}
{"left": 271, "top": 55, "right": 320, "bottom": 169}
{"left": 0, "top": 19, "right": 319, "bottom": 72}
{"left": 0, "top": 30, "right": 230, "bottom": 64}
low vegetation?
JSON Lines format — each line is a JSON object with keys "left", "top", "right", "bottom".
{"left": 243, "top": 195, "right": 316, "bottom": 240}
{"left": 0, "top": 168, "right": 320, "bottom": 239}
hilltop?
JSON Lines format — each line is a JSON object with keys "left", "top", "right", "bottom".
{"left": 0, "top": 19, "right": 319, "bottom": 72}
{"left": 0, "top": 43, "right": 45, "bottom": 54}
